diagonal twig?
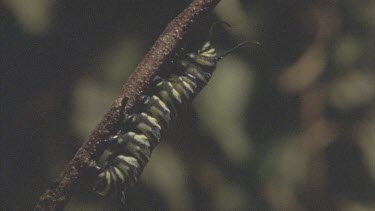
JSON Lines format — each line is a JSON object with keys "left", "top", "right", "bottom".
{"left": 34, "top": 0, "right": 221, "bottom": 210}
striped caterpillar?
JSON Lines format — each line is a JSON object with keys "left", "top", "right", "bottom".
{"left": 90, "top": 23, "right": 252, "bottom": 202}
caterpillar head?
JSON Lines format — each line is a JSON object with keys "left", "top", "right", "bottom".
{"left": 187, "top": 40, "right": 257, "bottom": 67}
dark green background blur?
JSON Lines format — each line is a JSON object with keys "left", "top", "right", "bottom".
{"left": 2, "top": 0, "right": 374, "bottom": 210}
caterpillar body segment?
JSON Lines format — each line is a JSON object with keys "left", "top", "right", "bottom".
{"left": 140, "top": 95, "right": 171, "bottom": 129}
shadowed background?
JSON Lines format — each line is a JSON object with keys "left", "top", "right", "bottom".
{"left": 2, "top": 0, "right": 374, "bottom": 210}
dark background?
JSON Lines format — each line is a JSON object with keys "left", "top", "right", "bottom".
{"left": 2, "top": 0, "right": 374, "bottom": 210}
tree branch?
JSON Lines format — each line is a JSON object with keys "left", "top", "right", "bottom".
{"left": 34, "top": 0, "right": 221, "bottom": 210}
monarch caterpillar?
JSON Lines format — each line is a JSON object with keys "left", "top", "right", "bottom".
{"left": 90, "top": 22, "right": 254, "bottom": 202}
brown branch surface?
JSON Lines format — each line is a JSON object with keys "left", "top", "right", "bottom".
{"left": 34, "top": 0, "right": 221, "bottom": 210}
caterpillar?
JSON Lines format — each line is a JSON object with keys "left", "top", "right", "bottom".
{"left": 90, "top": 23, "right": 252, "bottom": 202}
